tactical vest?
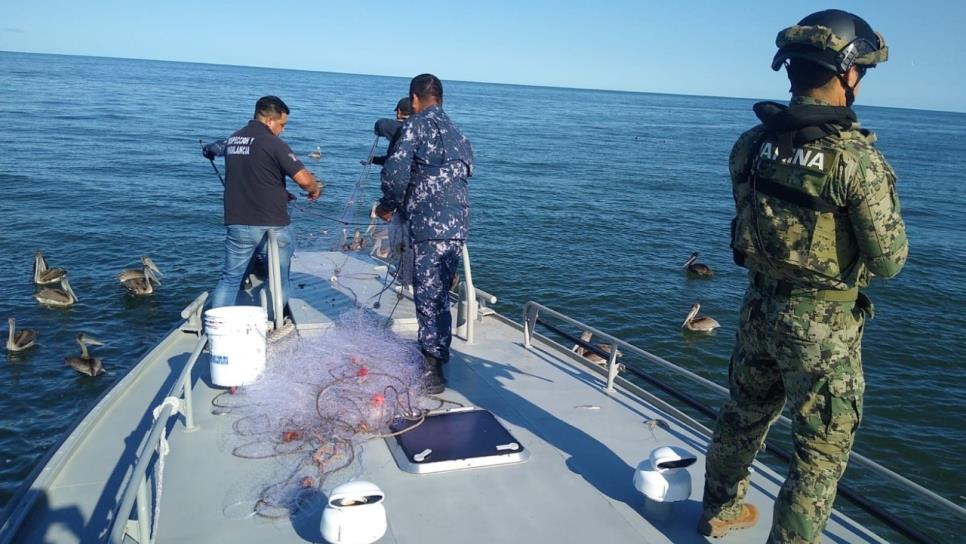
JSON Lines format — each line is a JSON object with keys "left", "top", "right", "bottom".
{"left": 732, "top": 132, "right": 860, "bottom": 290}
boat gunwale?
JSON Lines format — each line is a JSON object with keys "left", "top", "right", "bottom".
{"left": 518, "top": 299, "right": 965, "bottom": 542}
{"left": 0, "top": 320, "right": 195, "bottom": 543}
{"left": 2, "top": 276, "right": 955, "bottom": 543}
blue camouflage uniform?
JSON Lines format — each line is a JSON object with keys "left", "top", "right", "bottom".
{"left": 379, "top": 104, "right": 474, "bottom": 362}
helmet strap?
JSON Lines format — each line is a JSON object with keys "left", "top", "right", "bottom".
{"left": 837, "top": 73, "right": 857, "bottom": 107}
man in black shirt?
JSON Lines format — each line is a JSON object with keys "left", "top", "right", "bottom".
{"left": 209, "top": 96, "right": 323, "bottom": 310}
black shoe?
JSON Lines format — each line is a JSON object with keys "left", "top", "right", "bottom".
{"left": 422, "top": 354, "right": 446, "bottom": 395}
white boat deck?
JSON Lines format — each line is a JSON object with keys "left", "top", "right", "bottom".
{"left": 0, "top": 251, "right": 886, "bottom": 543}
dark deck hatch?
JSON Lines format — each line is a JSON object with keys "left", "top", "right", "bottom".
{"left": 386, "top": 408, "right": 530, "bottom": 473}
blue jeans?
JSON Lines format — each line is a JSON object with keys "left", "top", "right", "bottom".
{"left": 210, "top": 225, "right": 294, "bottom": 310}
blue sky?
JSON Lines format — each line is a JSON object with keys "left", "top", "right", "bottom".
{"left": 2, "top": 1, "right": 964, "bottom": 112}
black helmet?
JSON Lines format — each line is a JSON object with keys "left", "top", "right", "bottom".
{"left": 771, "top": 9, "right": 888, "bottom": 73}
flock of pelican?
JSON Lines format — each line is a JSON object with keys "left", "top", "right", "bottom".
{"left": 7, "top": 250, "right": 165, "bottom": 377}
{"left": 570, "top": 251, "right": 720, "bottom": 367}
{"left": 33, "top": 250, "right": 76, "bottom": 308}
{"left": 21, "top": 248, "right": 714, "bottom": 373}
{"left": 29, "top": 250, "right": 165, "bottom": 308}
{"left": 680, "top": 252, "right": 719, "bottom": 333}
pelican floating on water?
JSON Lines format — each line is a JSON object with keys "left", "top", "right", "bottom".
{"left": 118, "top": 256, "right": 163, "bottom": 295}
{"left": 33, "top": 250, "right": 67, "bottom": 285}
{"left": 571, "top": 331, "right": 622, "bottom": 365}
{"left": 65, "top": 333, "right": 105, "bottom": 377}
{"left": 34, "top": 277, "right": 78, "bottom": 308}
{"left": 683, "top": 252, "right": 713, "bottom": 278}
{"left": 341, "top": 228, "right": 366, "bottom": 251}
{"left": 308, "top": 146, "right": 323, "bottom": 160}
{"left": 682, "top": 303, "right": 719, "bottom": 333}
{"left": 6, "top": 317, "right": 38, "bottom": 352}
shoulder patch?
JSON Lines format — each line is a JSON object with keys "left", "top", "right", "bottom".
{"left": 757, "top": 141, "right": 831, "bottom": 173}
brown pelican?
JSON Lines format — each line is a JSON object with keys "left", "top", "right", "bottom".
{"left": 33, "top": 250, "right": 67, "bottom": 285}
{"left": 65, "top": 333, "right": 105, "bottom": 376}
{"left": 308, "top": 146, "right": 323, "bottom": 160}
{"left": 351, "top": 229, "right": 366, "bottom": 250}
{"left": 683, "top": 252, "right": 714, "bottom": 278}
{"left": 6, "top": 317, "right": 38, "bottom": 352}
{"left": 682, "top": 303, "right": 720, "bottom": 333}
{"left": 34, "top": 277, "right": 78, "bottom": 308}
{"left": 370, "top": 228, "right": 391, "bottom": 259}
{"left": 117, "top": 256, "right": 163, "bottom": 295}
{"left": 571, "top": 331, "right": 621, "bottom": 365}
{"left": 341, "top": 228, "right": 366, "bottom": 251}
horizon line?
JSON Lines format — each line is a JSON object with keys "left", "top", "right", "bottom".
{"left": 3, "top": 49, "right": 964, "bottom": 116}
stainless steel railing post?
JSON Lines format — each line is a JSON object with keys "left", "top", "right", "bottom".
{"left": 606, "top": 349, "right": 620, "bottom": 393}
{"left": 523, "top": 303, "right": 539, "bottom": 349}
{"left": 183, "top": 335, "right": 206, "bottom": 432}
{"left": 179, "top": 292, "right": 208, "bottom": 335}
{"left": 266, "top": 232, "right": 284, "bottom": 330}
{"left": 135, "top": 476, "right": 151, "bottom": 544}
{"left": 182, "top": 368, "right": 195, "bottom": 432}
{"left": 460, "top": 244, "right": 478, "bottom": 344}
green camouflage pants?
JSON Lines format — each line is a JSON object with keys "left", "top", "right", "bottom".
{"left": 702, "top": 283, "right": 866, "bottom": 544}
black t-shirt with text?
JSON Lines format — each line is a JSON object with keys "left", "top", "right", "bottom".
{"left": 223, "top": 120, "right": 305, "bottom": 226}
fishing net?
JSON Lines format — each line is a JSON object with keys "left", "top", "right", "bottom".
{"left": 216, "top": 309, "right": 442, "bottom": 519}
{"left": 286, "top": 134, "right": 414, "bottom": 289}
{"left": 213, "top": 135, "right": 437, "bottom": 518}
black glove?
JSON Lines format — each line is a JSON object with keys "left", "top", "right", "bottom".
{"left": 201, "top": 139, "right": 226, "bottom": 160}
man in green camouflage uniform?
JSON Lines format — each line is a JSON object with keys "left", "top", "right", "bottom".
{"left": 699, "top": 10, "right": 908, "bottom": 543}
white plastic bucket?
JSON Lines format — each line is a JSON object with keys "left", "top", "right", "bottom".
{"left": 204, "top": 305, "right": 269, "bottom": 387}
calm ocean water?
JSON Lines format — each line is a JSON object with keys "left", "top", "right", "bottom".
{"left": 0, "top": 52, "right": 963, "bottom": 540}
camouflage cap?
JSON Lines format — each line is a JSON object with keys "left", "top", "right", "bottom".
{"left": 772, "top": 10, "right": 888, "bottom": 73}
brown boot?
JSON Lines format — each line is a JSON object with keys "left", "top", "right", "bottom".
{"left": 697, "top": 504, "right": 758, "bottom": 538}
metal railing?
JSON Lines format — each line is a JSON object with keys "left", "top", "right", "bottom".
{"left": 109, "top": 233, "right": 284, "bottom": 542}
{"left": 106, "top": 330, "right": 209, "bottom": 544}
{"left": 251, "top": 232, "right": 285, "bottom": 331}
{"left": 522, "top": 300, "right": 965, "bottom": 543}
{"left": 455, "top": 244, "right": 496, "bottom": 344}
{"left": 179, "top": 292, "right": 208, "bottom": 335}
{"left": 524, "top": 301, "right": 726, "bottom": 396}
{"left": 266, "top": 231, "right": 285, "bottom": 330}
